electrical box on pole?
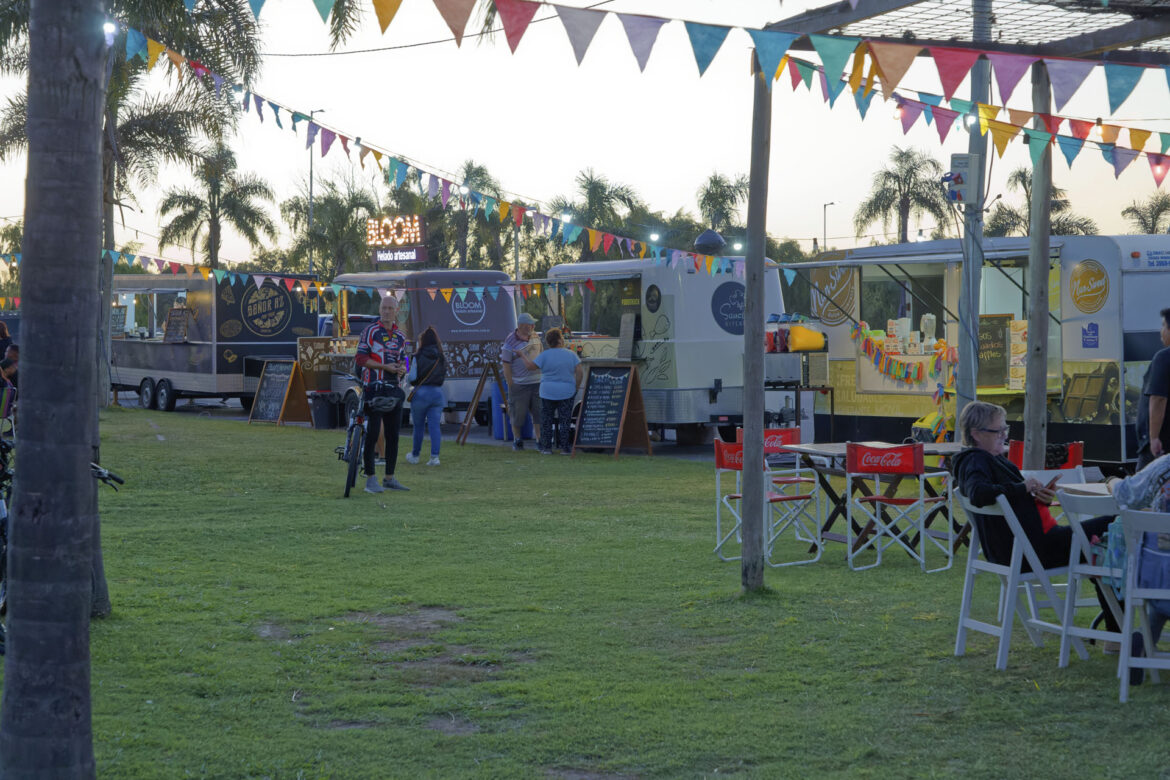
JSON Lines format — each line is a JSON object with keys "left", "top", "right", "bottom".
{"left": 944, "top": 153, "right": 980, "bottom": 203}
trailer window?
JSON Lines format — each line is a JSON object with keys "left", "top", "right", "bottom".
{"left": 555, "top": 278, "right": 636, "bottom": 337}
{"left": 979, "top": 257, "right": 1063, "bottom": 390}
{"left": 858, "top": 264, "right": 946, "bottom": 338}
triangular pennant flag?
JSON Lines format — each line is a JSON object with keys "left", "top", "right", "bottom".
{"left": 248, "top": 0, "right": 265, "bottom": 19}
{"left": 588, "top": 229, "right": 601, "bottom": 251}
{"left": 987, "top": 119, "right": 1020, "bottom": 158}
{"left": 1100, "top": 123, "right": 1121, "bottom": 145}
{"left": 932, "top": 105, "right": 958, "bottom": 143}
{"left": 146, "top": 38, "right": 167, "bottom": 70}
{"left": 898, "top": 100, "right": 924, "bottom": 134}
{"left": 139, "top": 255, "right": 151, "bottom": 269}
{"left": 1068, "top": 118, "right": 1093, "bottom": 140}
{"left": 556, "top": 4, "right": 606, "bottom": 65}
{"left": 1112, "top": 146, "right": 1139, "bottom": 178}
{"left": 1045, "top": 58, "right": 1097, "bottom": 112}
{"left": 166, "top": 48, "right": 186, "bottom": 79}
{"left": 1130, "top": 128, "right": 1152, "bottom": 151}
{"left": 684, "top": 22, "right": 730, "bottom": 77}
{"left": 455, "top": 287, "right": 468, "bottom": 301}
{"left": 917, "top": 93, "right": 942, "bottom": 124}
{"left": 306, "top": 122, "right": 320, "bottom": 150}
{"left": 199, "top": 266, "right": 211, "bottom": 280}
{"left": 748, "top": 30, "right": 799, "bottom": 90}
{"left": 253, "top": 274, "right": 268, "bottom": 288}
{"left": 434, "top": 0, "right": 476, "bottom": 46}
{"left": 441, "top": 180, "right": 452, "bottom": 207}
{"left": 584, "top": 278, "right": 595, "bottom": 292}
{"left": 795, "top": 60, "right": 816, "bottom": 89}
{"left": 320, "top": 128, "right": 335, "bottom": 157}
{"left": 986, "top": 52, "right": 1038, "bottom": 104}
{"left": 395, "top": 161, "right": 408, "bottom": 189}
{"left": 155, "top": 258, "right": 166, "bottom": 272}
{"left": 486, "top": 286, "right": 499, "bottom": 300}
{"left": 339, "top": 135, "right": 350, "bottom": 155}
{"left": 1027, "top": 129, "right": 1052, "bottom": 166}
{"left": 1038, "top": 113, "right": 1062, "bottom": 135}
{"left": 602, "top": 233, "right": 615, "bottom": 253}
{"left": 566, "top": 225, "right": 583, "bottom": 244}
{"left": 1056, "top": 134, "right": 1085, "bottom": 167}
{"left": 1104, "top": 62, "right": 1144, "bottom": 114}
{"left": 1149, "top": 153, "right": 1170, "bottom": 187}
{"left": 853, "top": 85, "right": 876, "bottom": 118}
{"left": 617, "top": 13, "right": 667, "bottom": 72}
{"left": 809, "top": 34, "right": 859, "bottom": 100}
{"left": 213, "top": 269, "right": 227, "bottom": 283}
{"left": 211, "top": 73, "right": 223, "bottom": 98}
{"left": 976, "top": 103, "right": 1000, "bottom": 135}
{"left": 929, "top": 46, "right": 982, "bottom": 101}
{"left": 847, "top": 43, "right": 867, "bottom": 93}
{"left": 267, "top": 101, "right": 283, "bottom": 129}
{"left": 1161, "top": 133, "right": 1170, "bottom": 154}
{"left": 532, "top": 283, "right": 542, "bottom": 297}
{"left": 1100, "top": 143, "right": 1116, "bottom": 166}
{"left": 428, "top": 174, "right": 440, "bottom": 200}
{"left": 513, "top": 204, "right": 526, "bottom": 227}
{"left": 439, "top": 288, "right": 454, "bottom": 303}
{"left": 498, "top": 201, "right": 511, "bottom": 222}
{"left": 126, "top": 28, "right": 147, "bottom": 61}
{"left": 788, "top": 57, "right": 805, "bottom": 90}
{"left": 283, "top": 277, "right": 296, "bottom": 291}
{"left": 1007, "top": 108, "right": 1033, "bottom": 127}
{"left": 312, "top": 0, "right": 334, "bottom": 22}
{"left": 494, "top": 0, "right": 540, "bottom": 53}
{"left": 372, "top": 0, "right": 404, "bottom": 32}
{"left": 867, "top": 41, "right": 921, "bottom": 100}
{"left": 482, "top": 196, "right": 497, "bottom": 220}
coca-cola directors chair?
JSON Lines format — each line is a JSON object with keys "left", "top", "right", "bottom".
{"left": 844, "top": 442, "right": 953, "bottom": 572}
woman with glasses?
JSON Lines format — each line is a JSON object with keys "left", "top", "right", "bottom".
{"left": 953, "top": 401, "right": 1119, "bottom": 637}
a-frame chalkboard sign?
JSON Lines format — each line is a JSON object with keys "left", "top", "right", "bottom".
{"left": 571, "top": 362, "right": 652, "bottom": 458}
{"left": 457, "top": 362, "right": 506, "bottom": 446}
{"left": 249, "top": 360, "right": 312, "bottom": 425}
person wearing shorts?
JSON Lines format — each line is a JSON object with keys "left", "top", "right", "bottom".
{"left": 500, "top": 312, "right": 541, "bottom": 450}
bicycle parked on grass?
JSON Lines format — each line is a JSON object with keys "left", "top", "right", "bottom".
{"left": 335, "top": 375, "right": 404, "bottom": 497}
{"left": 0, "top": 450, "right": 123, "bottom": 654}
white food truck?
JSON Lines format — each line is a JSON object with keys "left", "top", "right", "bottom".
{"left": 532, "top": 257, "right": 810, "bottom": 444}
{"left": 789, "top": 235, "right": 1170, "bottom": 465}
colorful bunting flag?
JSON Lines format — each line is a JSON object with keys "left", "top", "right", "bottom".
{"left": 556, "top": 4, "right": 606, "bottom": 65}
{"left": 684, "top": 22, "right": 730, "bottom": 77}
{"left": 434, "top": 0, "right": 477, "bottom": 46}
{"left": 495, "top": 0, "right": 541, "bottom": 53}
{"left": 617, "top": 13, "right": 667, "bottom": 72}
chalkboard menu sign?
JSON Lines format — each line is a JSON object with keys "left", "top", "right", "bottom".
{"left": 572, "top": 362, "right": 652, "bottom": 457}
{"left": 977, "top": 314, "right": 1011, "bottom": 388}
{"left": 163, "top": 307, "right": 189, "bottom": 343}
{"left": 110, "top": 305, "right": 127, "bottom": 338}
{"left": 249, "top": 360, "right": 312, "bottom": 425}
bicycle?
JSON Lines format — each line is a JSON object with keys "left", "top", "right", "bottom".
{"left": 336, "top": 377, "right": 367, "bottom": 498}
{"left": 0, "top": 453, "right": 122, "bottom": 654}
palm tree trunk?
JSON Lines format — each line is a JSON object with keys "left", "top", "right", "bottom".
{"left": 898, "top": 199, "right": 911, "bottom": 244}
{"left": 209, "top": 214, "right": 220, "bottom": 269}
{"left": 0, "top": 0, "right": 105, "bottom": 772}
{"left": 457, "top": 208, "right": 468, "bottom": 269}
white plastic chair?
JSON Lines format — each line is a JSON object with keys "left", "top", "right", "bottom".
{"left": 1118, "top": 509, "right": 1170, "bottom": 702}
{"left": 953, "top": 489, "right": 1088, "bottom": 670}
{"left": 844, "top": 442, "right": 952, "bottom": 572}
{"left": 1020, "top": 466, "right": 1086, "bottom": 523}
{"left": 713, "top": 440, "right": 820, "bottom": 567}
{"left": 1055, "top": 489, "right": 1122, "bottom": 668}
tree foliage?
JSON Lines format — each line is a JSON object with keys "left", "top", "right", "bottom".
{"left": 1121, "top": 191, "right": 1170, "bottom": 234}
{"left": 853, "top": 146, "right": 950, "bottom": 244}
{"left": 983, "top": 166, "right": 1098, "bottom": 237}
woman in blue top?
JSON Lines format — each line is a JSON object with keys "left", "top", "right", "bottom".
{"left": 518, "top": 327, "right": 581, "bottom": 455}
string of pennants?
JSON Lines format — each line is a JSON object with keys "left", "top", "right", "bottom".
{"left": 122, "top": 26, "right": 751, "bottom": 279}
{"left": 850, "top": 321, "right": 958, "bottom": 388}
{"left": 213, "top": 0, "right": 1160, "bottom": 109}
{"left": 783, "top": 49, "right": 1170, "bottom": 188}
{"left": 99, "top": 247, "right": 597, "bottom": 303}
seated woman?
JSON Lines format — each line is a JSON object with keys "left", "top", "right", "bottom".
{"left": 952, "top": 400, "right": 1118, "bottom": 635}
{"left": 1108, "top": 455, "right": 1170, "bottom": 647}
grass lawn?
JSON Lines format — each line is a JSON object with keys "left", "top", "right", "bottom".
{"left": 21, "top": 407, "right": 1166, "bottom": 778}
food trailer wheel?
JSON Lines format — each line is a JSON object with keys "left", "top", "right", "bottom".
{"left": 675, "top": 424, "right": 710, "bottom": 447}
{"left": 239, "top": 395, "right": 254, "bottom": 414}
{"left": 156, "top": 379, "right": 177, "bottom": 412}
{"left": 138, "top": 378, "right": 157, "bottom": 410}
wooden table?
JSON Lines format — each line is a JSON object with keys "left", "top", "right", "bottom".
{"left": 778, "top": 441, "right": 965, "bottom": 554}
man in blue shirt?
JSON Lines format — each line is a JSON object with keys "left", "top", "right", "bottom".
{"left": 355, "top": 295, "right": 409, "bottom": 493}
{"left": 1137, "top": 308, "right": 1170, "bottom": 470}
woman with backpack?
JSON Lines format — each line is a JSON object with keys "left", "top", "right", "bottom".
{"left": 405, "top": 326, "right": 447, "bottom": 466}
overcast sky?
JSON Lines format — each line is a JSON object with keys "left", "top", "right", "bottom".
{"left": 2, "top": 0, "right": 1167, "bottom": 265}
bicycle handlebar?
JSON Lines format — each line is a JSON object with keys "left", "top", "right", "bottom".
{"left": 90, "top": 463, "right": 124, "bottom": 490}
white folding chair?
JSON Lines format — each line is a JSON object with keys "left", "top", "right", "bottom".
{"left": 1055, "top": 489, "right": 1123, "bottom": 668}
{"left": 713, "top": 440, "right": 820, "bottom": 567}
{"left": 953, "top": 489, "right": 1088, "bottom": 670}
{"left": 1118, "top": 509, "right": 1170, "bottom": 702}
{"left": 1020, "top": 466, "right": 1086, "bottom": 523}
{"left": 844, "top": 442, "right": 952, "bottom": 573}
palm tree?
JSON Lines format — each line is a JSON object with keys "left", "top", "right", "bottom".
{"left": 1121, "top": 192, "right": 1170, "bottom": 234}
{"left": 0, "top": 0, "right": 104, "bottom": 770}
{"left": 984, "top": 167, "right": 1098, "bottom": 237}
{"left": 696, "top": 172, "right": 749, "bottom": 231}
{"left": 450, "top": 160, "right": 501, "bottom": 269}
{"left": 853, "top": 146, "right": 950, "bottom": 244}
{"left": 549, "top": 168, "right": 642, "bottom": 262}
{"left": 158, "top": 142, "right": 276, "bottom": 268}
{"left": 282, "top": 171, "right": 379, "bottom": 280}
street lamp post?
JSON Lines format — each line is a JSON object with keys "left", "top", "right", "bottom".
{"left": 822, "top": 201, "right": 835, "bottom": 251}
{"left": 308, "top": 108, "right": 324, "bottom": 276}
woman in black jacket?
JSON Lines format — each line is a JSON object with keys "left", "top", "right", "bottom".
{"left": 953, "top": 400, "right": 1118, "bottom": 633}
{"left": 405, "top": 327, "right": 447, "bottom": 467}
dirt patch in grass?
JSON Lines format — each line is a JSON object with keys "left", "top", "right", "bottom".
{"left": 371, "top": 638, "right": 432, "bottom": 654}
{"left": 344, "top": 607, "right": 462, "bottom": 633}
{"left": 255, "top": 622, "right": 291, "bottom": 641}
{"left": 425, "top": 715, "right": 481, "bottom": 735}
{"left": 324, "top": 720, "right": 378, "bottom": 730}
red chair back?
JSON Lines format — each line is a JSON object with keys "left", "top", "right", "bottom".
{"left": 846, "top": 442, "right": 924, "bottom": 475}
{"left": 714, "top": 440, "right": 745, "bottom": 472}
{"left": 735, "top": 426, "right": 801, "bottom": 453}
{"left": 1008, "top": 439, "right": 1024, "bottom": 468}
{"left": 1008, "top": 439, "right": 1083, "bottom": 469}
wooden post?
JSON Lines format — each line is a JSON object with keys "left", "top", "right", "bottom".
{"left": 1023, "top": 61, "right": 1053, "bottom": 471}
{"left": 741, "top": 50, "right": 771, "bottom": 592}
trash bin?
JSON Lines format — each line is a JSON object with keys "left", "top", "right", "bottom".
{"left": 489, "top": 381, "right": 534, "bottom": 441}
{"left": 309, "top": 392, "right": 339, "bottom": 429}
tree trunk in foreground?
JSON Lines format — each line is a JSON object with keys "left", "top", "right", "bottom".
{"left": 0, "top": 0, "right": 106, "bottom": 774}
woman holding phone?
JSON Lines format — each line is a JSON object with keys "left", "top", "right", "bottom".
{"left": 953, "top": 401, "right": 1120, "bottom": 639}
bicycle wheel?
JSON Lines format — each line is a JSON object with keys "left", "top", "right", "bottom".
{"left": 344, "top": 425, "right": 364, "bottom": 497}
